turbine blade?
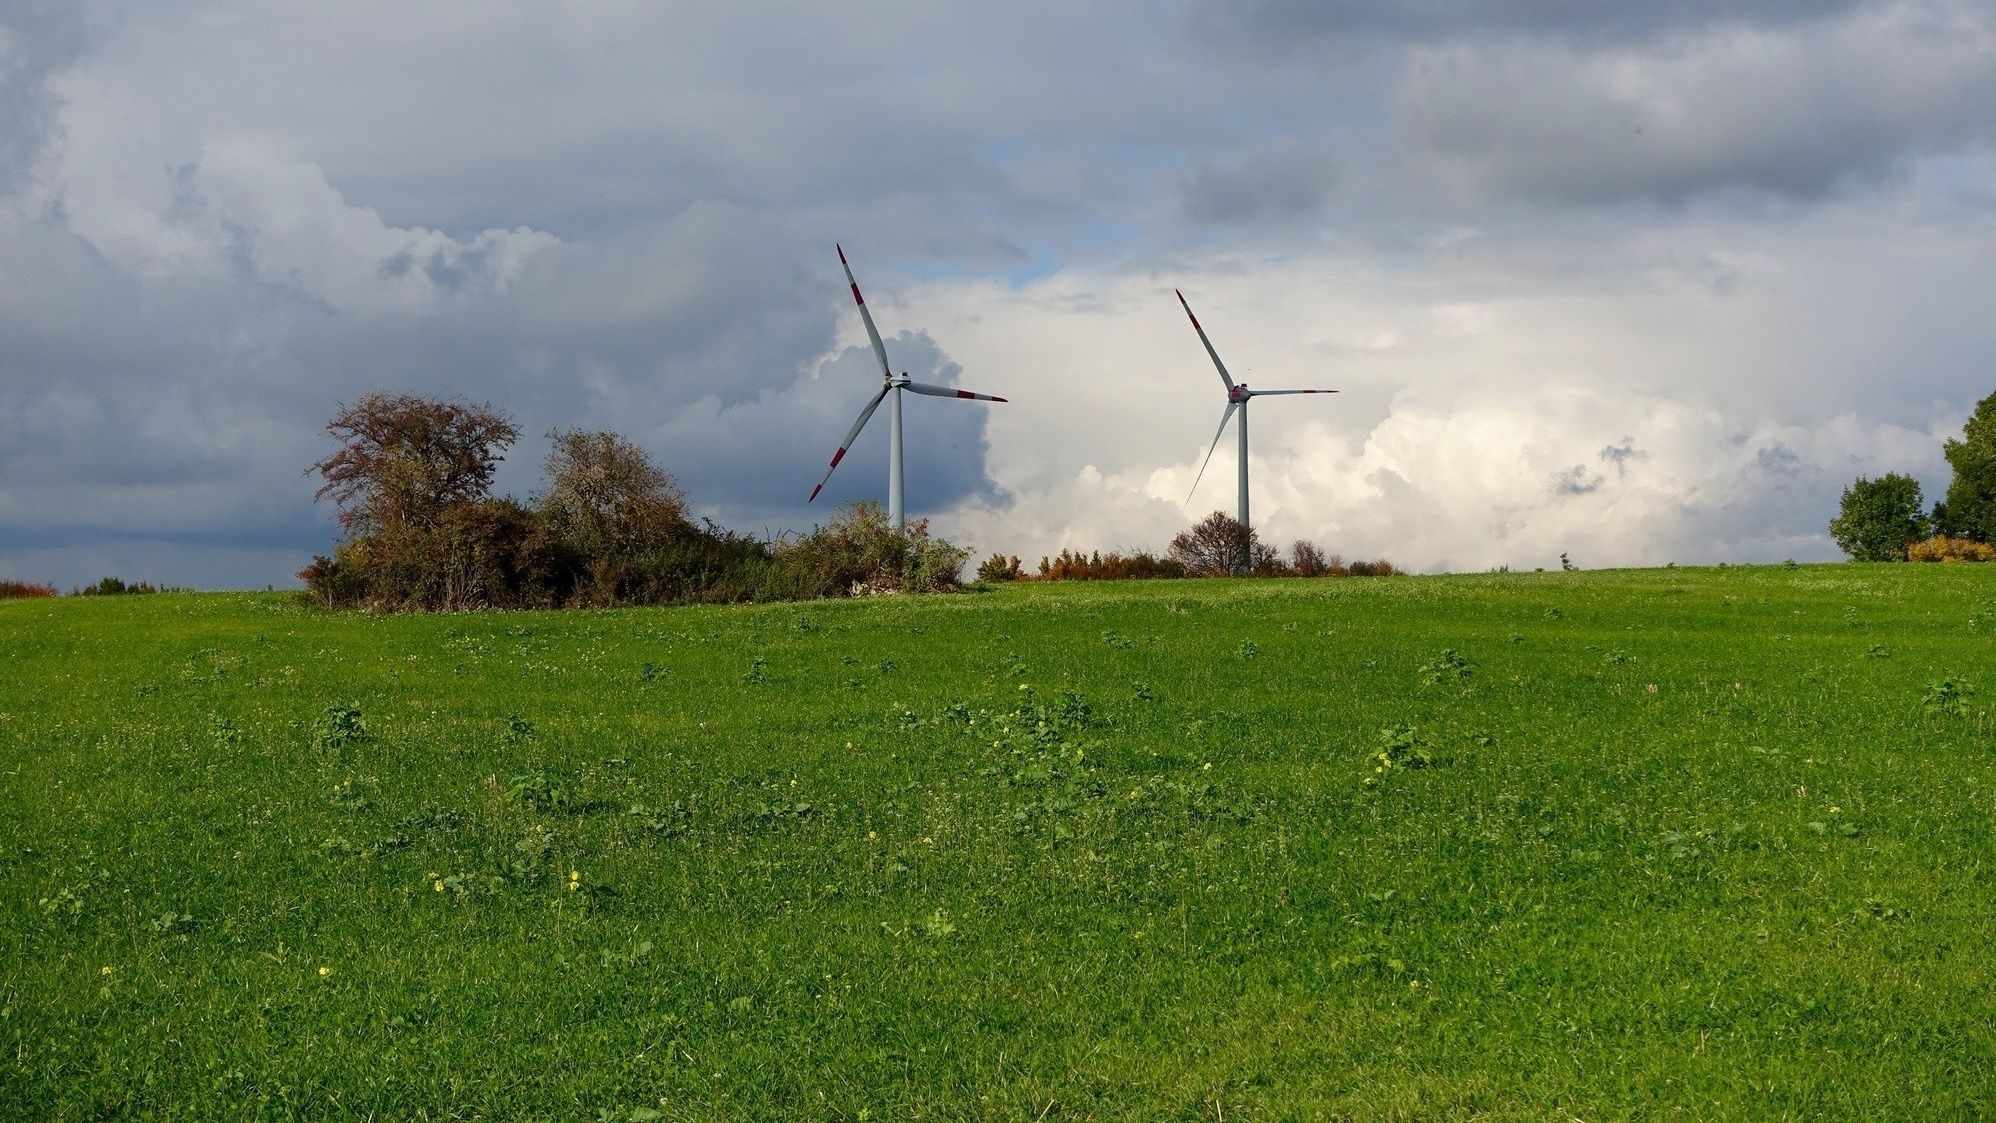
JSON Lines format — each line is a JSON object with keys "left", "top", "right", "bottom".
{"left": 808, "top": 384, "right": 891, "bottom": 502}
{"left": 1184, "top": 401, "right": 1240, "bottom": 507}
{"left": 1175, "top": 289, "right": 1235, "bottom": 391}
{"left": 1247, "top": 388, "right": 1339, "bottom": 396}
{"left": 838, "top": 244, "right": 894, "bottom": 382}
{"left": 903, "top": 381, "right": 1007, "bottom": 403}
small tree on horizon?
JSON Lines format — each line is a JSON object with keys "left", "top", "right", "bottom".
{"left": 1829, "top": 473, "right": 1929, "bottom": 561}
{"left": 1170, "top": 511, "right": 1274, "bottom": 577}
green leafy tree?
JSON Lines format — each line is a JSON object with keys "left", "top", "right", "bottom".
{"left": 1936, "top": 391, "right": 1996, "bottom": 543}
{"left": 1829, "top": 473, "right": 1929, "bottom": 561}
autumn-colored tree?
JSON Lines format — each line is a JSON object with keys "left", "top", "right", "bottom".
{"left": 538, "top": 428, "right": 691, "bottom": 559}
{"left": 1169, "top": 511, "right": 1274, "bottom": 576}
{"left": 1290, "top": 540, "right": 1336, "bottom": 577}
{"left": 309, "top": 393, "right": 519, "bottom": 535}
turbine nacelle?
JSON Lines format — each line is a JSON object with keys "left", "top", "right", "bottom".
{"left": 1228, "top": 384, "right": 1250, "bottom": 403}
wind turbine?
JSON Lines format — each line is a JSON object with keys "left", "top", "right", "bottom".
{"left": 1177, "top": 288, "right": 1338, "bottom": 535}
{"left": 809, "top": 245, "right": 1007, "bottom": 529}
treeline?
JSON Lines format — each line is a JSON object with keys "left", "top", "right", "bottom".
{"left": 1831, "top": 390, "right": 1996, "bottom": 562}
{"left": 300, "top": 394, "right": 968, "bottom": 611}
{"left": 974, "top": 512, "right": 1399, "bottom": 583}
{"left": 0, "top": 577, "right": 176, "bottom": 601}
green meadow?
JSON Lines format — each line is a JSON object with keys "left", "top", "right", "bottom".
{"left": 3, "top": 565, "right": 1993, "bottom": 1120}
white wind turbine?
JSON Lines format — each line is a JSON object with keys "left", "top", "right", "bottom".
{"left": 1177, "top": 288, "right": 1338, "bottom": 534}
{"left": 809, "top": 245, "right": 1008, "bottom": 529}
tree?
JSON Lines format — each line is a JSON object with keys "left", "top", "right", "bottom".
{"left": 1936, "top": 390, "right": 1996, "bottom": 543}
{"left": 1169, "top": 512, "right": 1275, "bottom": 576}
{"left": 309, "top": 393, "right": 519, "bottom": 534}
{"left": 1290, "top": 540, "right": 1332, "bottom": 577}
{"left": 1829, "top": 473, "right": 1929, "bottom": 561}
{"left": 537, "top": 428, "right": 691, "bottom": 559}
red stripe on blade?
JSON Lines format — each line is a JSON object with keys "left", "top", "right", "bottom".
{"left": 829, "top": 447, "right": 847, "bottom": 468}
{"left": 850, "top": 283, "right": 864, "bottom": 305}
{"left": 956, "top": 390, "right": 974, "bottom": 399}
{"left": 808, "top": 485, "right": 823, "bottom": 502}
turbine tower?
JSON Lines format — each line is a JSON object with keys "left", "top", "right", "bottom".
{"left": 810, "top": 245, "right": 1007, "bottom": 529}
{"left": 1177, "top": 288, "right": 1338, "bottom": 535}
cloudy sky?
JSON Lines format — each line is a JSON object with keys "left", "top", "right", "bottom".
{"left": 3, "top": 0, "right": 1992, "bottom": 587}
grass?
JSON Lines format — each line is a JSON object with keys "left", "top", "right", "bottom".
{"left": 3, "top": 564, "right": 1993, "bottom": 1120}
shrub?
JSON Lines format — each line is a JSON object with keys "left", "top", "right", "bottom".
{"left": 1346, "top": 558, "right": 1401, "bottom": 577}
{"left": 0, "top": 579, "right": 58, "bottom": 600}
{"left": 1906, "top": 535, "right": 1996, "bottom": 563}
{"left": 1036, "top": 549, "right": 1188, "bottom": 581}
{"left": 977, "top": 553, "right": 1026, "bottom": 582}
{"left": 774, "top": 503, "right": 969, "bottom": 597}
{"left": 538, "top": 428, "right": 694, "bottom": 603}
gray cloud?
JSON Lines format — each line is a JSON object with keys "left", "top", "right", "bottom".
{"left": 4, "top": 1, "right": 1996, "bottom": 587}
{"left": 0, "top": 2, "right": 100, "bottom": 193}
{"left": 1181, "top": 142, "right": 1340, "bottom": 227}
{"left": 1201, "top": 0, "right": 1866, "bottom": 49}
{"left": 1398, "top": 2, "right": 1996, "bottom": 205}
{"left": 1552, "top": 464, "right": 1604, "bottom": 495}
{"left": 1600, "top": 438, "right": 1647, "bottom": 475}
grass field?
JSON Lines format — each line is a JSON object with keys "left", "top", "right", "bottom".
{"left": 4, "top": 565, "right": 1994, "bottom": 1120}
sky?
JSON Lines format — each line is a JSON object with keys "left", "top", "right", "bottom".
{"left": 2, "top": 0, "right": 1993, "bottom": 588}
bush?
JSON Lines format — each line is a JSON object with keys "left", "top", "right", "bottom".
{"left": 1346, "top": 558, "right": 1401, "bottom": 577}
{"left": 303, "top": 498, "right": 555, "bottom": 611}
{"left": 538, "top": 428, "right": 693, "bottom": 603}
{"left": 1906, "top": 535, "right": 1996, "bottom": 563}
{"left": 977, "top": 553, "right": 1025, "bottom": 582}
{"left": 1035, "top": 549, "right": 1188, "bottom": 581}
{"left": 773, "top": 503, "right": 969, "bottom": 597}
{"left": 0, "top": 579, "right": 58, "bottom": 600}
